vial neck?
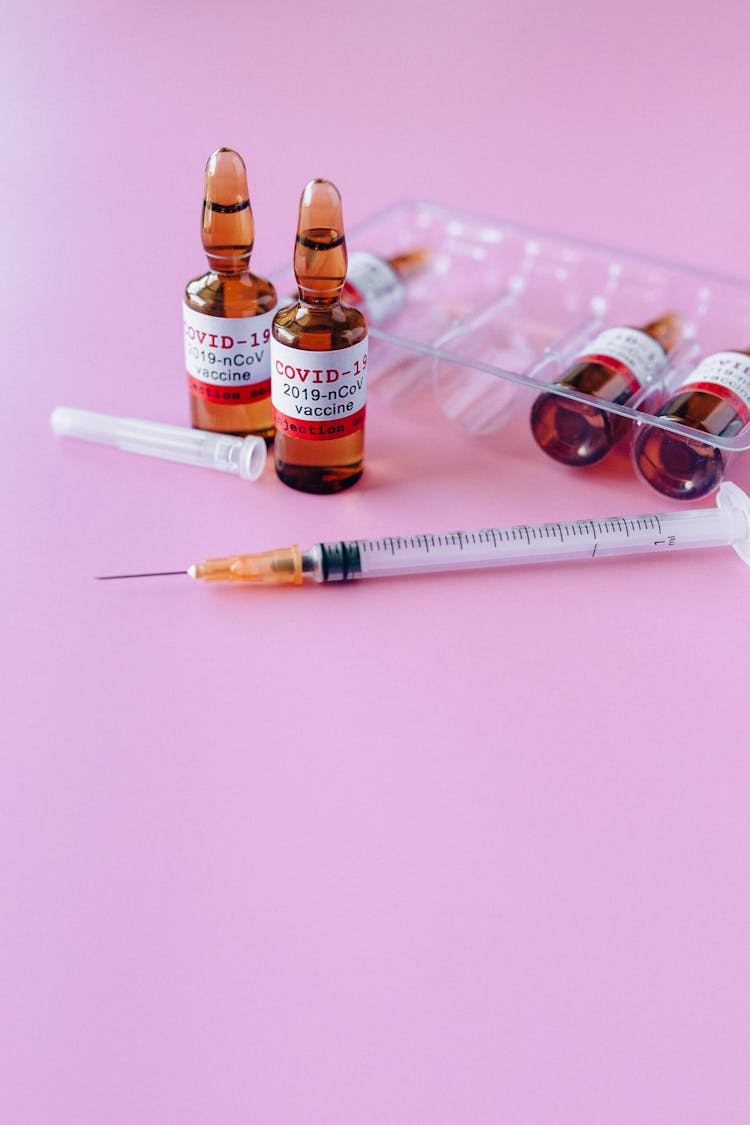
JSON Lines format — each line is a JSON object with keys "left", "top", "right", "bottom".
{"left": 298, "top": 291, "right": 341, "bottom": 310}
{"left": 205, "top": 254, "right": 251, "bottom": 277}
{"left": 640, "top": 313, "right": 682, "bottom": 355}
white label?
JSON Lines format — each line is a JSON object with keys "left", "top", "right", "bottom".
{"left": 183, "top": 305, "right": 276, "bottom": 404}
{"left": 345, "top": 251, "right": 405, "bottom": 323}
{"left": 681, "top": 351, "right": 750, "bottom": 417}
{"left": 577, "top": 326, "right": 666, "bottom": 390}
{"left": 271, "top": 337, "right": 368, "bottom": 440}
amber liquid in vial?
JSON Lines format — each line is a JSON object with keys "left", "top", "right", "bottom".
{"left": 184, "top": 148, "right": 277, "bottom": 441}
{"left": 272, "top": 180, "right": 367, "bottom": 494}
{"left": 530, "top": 314, "right": 682, "bottom": 465}
{"left": 633, "top": 347, "right": 750, "bottom": 500}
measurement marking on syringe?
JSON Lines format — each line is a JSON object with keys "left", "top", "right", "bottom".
{"left": 359, "top": 508, "right": 715, "bottom": 566}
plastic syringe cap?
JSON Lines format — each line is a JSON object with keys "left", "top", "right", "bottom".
{"left": 238, "top": 435, "right": 267, "bottom": 481}
{"left": 716, "top": 481, "right": 750, "bottom": 567}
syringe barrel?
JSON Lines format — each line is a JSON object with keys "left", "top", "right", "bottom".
{"left": 50, "top": 407, "right": 266, "bottom": 480}
{"left": 349, "top": 497, "right": 749, "bottom": 581}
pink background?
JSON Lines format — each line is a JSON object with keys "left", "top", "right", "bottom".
{"left": 4, "top": 2, "right": 750, "bottom": 1121}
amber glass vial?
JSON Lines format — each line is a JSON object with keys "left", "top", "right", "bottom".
{"left": 271, "top": 180, "right": 368, "bottom": 493}
{"left": 341, "top": 247, "right": 430, "bottom": 323}
{"left": 633, "top": 348, "right": 750, "bottom": 500}
{"left": 184, "top": 148, "right": 277, "bottom": 440}
{"left": 530, "top": 314, "right": 682, "bottom": 465}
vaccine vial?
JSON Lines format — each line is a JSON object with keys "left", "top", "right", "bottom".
{"left": 184, "top": 148, "right": 277, "bottom": 441}
{"left": 271, "top": 180, "right": 368, "bottom": 494}
{"left": 530, "top": 314, "right": 682, "bottom": 465}
{"left": 342, "top": 247, "right": 429, "bottom": 324}
{"left": 633, "top": 348, "right": 750, "bottom": 499}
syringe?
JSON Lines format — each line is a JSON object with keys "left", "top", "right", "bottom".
{"left": 98, "top": 482, "right": 750, "bottom": 584}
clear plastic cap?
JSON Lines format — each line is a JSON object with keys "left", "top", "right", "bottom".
{"left": 51, "top": 406, "right": 267, "bottom": 481}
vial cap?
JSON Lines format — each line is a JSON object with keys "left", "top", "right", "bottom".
{"left": 202, "top": 147, "right": 255, "bottom": 270}
{"left": 294, "top": 179, "right": 347, "bottom": 301}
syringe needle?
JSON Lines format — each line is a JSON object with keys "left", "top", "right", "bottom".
{"left": 95, "top": 570, "right": 188, "bottom": 580}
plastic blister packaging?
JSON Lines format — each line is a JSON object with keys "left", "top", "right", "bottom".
{"left": 270, "top": 200, "right": 750, "bottom": 467}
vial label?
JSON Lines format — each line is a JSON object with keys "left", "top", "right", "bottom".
{"left": 681, "top": 351, "right": 750, "bottom": 424}
{"left": 183, "top": 305, "right": 275, "bottom": 405}
{"left": 272, "top": 338, "right": 368, "bottom": 440}
{"left": 575, "top": 326, "right": 667, "bottom": 393}
{"left": 344, "top": 252, "right": 405, "bottom": 323}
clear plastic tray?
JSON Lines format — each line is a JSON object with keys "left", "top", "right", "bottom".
{"left": 271, "top": 200, "right": 750, "bottom": 454}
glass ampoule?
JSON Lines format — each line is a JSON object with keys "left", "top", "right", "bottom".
{"left": 275, "top": 247, "right": 428, "bottom": 326}
{"left": 184, "top": 148, "right": 277, "bottom": 441}
{"left": 529, "top": 314, "right": 682, "bottom": 465}
{"left": 633, "top": 347, "right": 750, "bottom": 500}
{"left": 341, "top": 247, "right": 430, "bottom": 324}
{"left": 271, "top": 180, "right": 368, "bottom": 494}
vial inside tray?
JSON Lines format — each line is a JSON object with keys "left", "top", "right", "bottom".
{"left": 271, "top": 200, "right": 750, "bottom": 454}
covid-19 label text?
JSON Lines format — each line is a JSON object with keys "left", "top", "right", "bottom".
{"left": 183, "top": 304, "right": 275, "bottom": 405}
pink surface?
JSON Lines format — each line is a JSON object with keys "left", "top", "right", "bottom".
{"left": 4, "top": 2, "right": 750, "bottom": 1122}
